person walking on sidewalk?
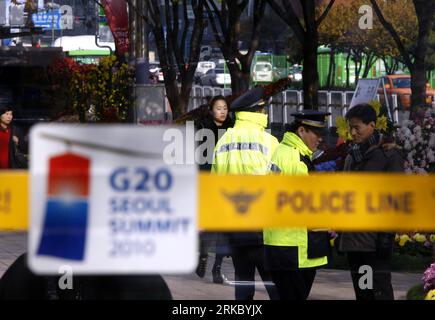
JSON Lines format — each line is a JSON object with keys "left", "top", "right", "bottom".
{"left": 195, "top": 95, "right": 234, "bottom": 283}
{"left": 338, "top": 103, "right": 404, "bottom": 300}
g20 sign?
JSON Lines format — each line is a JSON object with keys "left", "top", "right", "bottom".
{"left": 29, "top": 125, "right": 197, "bottom": 275}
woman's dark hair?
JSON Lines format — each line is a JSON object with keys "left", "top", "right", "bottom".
{"left": 345, "top": 103, "right": 376, "bottom": 124}
{"left": 0, "top": 105, "right": 13, "bottom": 116}
{"left": 209, "top": 95, "right": 227, "bottom": 110}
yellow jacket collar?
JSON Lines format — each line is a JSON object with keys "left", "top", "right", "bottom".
{"left": 234, "top": 111, "right": 268, "bottom": 129}
{"left": 282, "top": 132, "right": 312, "bottom": 158}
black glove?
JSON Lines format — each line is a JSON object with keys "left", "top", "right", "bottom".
{"left": 376, "top": 233, "right": 395, "bottom": 258}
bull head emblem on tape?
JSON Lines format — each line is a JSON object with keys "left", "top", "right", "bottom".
{"left": 221, "top": 190, "right": 263, "bottom": 214}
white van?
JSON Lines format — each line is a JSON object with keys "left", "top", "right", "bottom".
{"left": 196, "top": 61, "right": 216, "bottom": 75}
{"left": 252, "top": 61, "right": 273, "bottom": 82}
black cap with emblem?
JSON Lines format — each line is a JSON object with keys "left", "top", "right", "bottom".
{"left": 290, "top": 110, "right": 331, "bottom": 135}
{"left": 230, "top": 87, "right": 272, "bottom": 112}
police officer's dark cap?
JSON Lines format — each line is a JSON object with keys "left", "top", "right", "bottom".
{"left": 291, "top": 110, "right": 331, "bottom": 135}
{"left": 230, "top": 87, "right": 271, "bottom": 111}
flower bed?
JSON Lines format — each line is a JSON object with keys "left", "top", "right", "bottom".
{"left": 327, "top": 232, "right": 434, "bottom": 272}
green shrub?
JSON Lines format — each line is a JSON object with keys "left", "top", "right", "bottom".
{"left": 406, "top": 284, "right": 425, "bottom": 300}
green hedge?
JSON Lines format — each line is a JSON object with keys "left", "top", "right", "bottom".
{"left": 406, "top": 284, "right": 426, "bottom": 300}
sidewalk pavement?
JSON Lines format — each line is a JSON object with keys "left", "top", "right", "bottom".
{"left": 0, "top": 232, "right": 422, "bottom": 300}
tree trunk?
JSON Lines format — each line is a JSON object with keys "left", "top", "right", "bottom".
{"left": 382, "top": 57, "right": 391, "bottom": 75}
{"left": 370, "top": 0, "right": 435, "bottom": 119}
{"left": 362, "top": 53, "right": 376, "bottom": 78}
{"left": 354, "top": 51, "right": 363, "bottom": 85}
{"left": 302, "top": 32, "right": 319, "bottom": 109}
{"left": 326, "top": 48, "right": 334, "bottom": 88}
{"left": 345, "top": 50, "right": 351, "bottom": 88}
{"left": 331, "top": 51, "right": 336, "bottom": 87}
{"left": 165, "top": 81, "right": 182, "bottom": 120}
{"left": 227, "top": 59, "right": 250, "bottom": 96}
{"left": 392, "top": 60, "right": 399, "bottom": 74}
{"left": 410, "top": 62, "right": 428, "bottom": 118}
{"left": 409, "top": 0, "right": 433, "bottom": 118}
{"left": 355, "top": 61, "right": 361, "bottom": 85}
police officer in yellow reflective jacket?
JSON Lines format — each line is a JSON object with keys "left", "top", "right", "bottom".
{"left": 212, "top": 87, "right": 279, "bottom": 300}
{"left": 264, "top": 110, "right": 331, "bottom": 300}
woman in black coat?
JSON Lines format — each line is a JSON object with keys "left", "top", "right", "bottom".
{"left": 195, "top": 95, "right": 234, "bottom": 283}
{"left": 195, "top": 95, "right": 234, "bottom": 171}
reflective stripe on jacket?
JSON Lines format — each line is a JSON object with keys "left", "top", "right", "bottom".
{"left": 211, "top": 111, "right": 279, "bottom": 247}
{"left": 211, "top": 112, "right": 279, "bottom": 175}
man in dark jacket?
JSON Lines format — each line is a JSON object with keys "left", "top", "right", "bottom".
{"left": 0, "top": 106, "right": 27, "bottom": 169}
{"left": 338, "top": 103, "right": 404, "bottom": 300}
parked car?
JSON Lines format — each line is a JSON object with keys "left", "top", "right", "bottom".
{"left": 194, "top": 61, "right": 216, "bottom": 83}
{"left": 252, "top": 61, "right": 273, "bottom": 83}
{"left": 200, "top": 46, "right": 223, "bottom": 60}
{"left": 198, "top": 68, "right": 231, "bottom": 87}
{"left": 378, "top": 74, "right": 435, "bottom": 108}
{"left": 196, "top": 61, "right": 216, "bottom": 75}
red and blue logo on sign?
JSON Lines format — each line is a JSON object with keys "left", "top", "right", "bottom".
{"left": 37, "top": 153, "right": 91, "bottom": 261}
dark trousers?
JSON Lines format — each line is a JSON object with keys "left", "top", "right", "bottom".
{"left": 347, "top": 252, "right": 394, "bottom": 300}
{"left": 231, "top": 245, "right": 279, "bottom": 300}
{"left": 270, "top": 269, "right": 316, "bottom": 300}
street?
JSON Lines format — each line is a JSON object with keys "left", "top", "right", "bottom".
{"left": 0, "top": 232, "right": 421, "bottom": 300}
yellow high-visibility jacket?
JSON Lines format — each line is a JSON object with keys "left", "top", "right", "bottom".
{"left": 211, "top": 111, "right": 279, "bottom": 175}
{"left": 264, "top": 132, "right": 328, "bottom": 269}
{"left": 211, "top": 111, "right": 279, "bottom": 247}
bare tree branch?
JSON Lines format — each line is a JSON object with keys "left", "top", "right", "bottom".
{"left": 204, "top": 0, "right": 224, "bottom": 47}
{"left": 180, "top": 0, "right": 189, "bottom": 67}
{"left": 369, "top": 0, "right": 413, "bottom": 68}
{"left": 244, "top": 0, "right": 266, "bottom": 65}
{"left": 316, "top": 0, "right": 336, "bottom": 27}
{"left": 267, "top": 0, "right": 305, "bottom": 44}
{"left": 187, "top": 0, "right": 205, "bottom": 70}
{"left": 125, "top": 0, "right": 152, "bottom": 26}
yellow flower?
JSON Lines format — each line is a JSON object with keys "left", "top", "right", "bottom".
{"left": 399, "top": 234, "right": 410, "bottom": 247}
{"left": 430, "top": 234, "right": 435, "bottom": 243}
{"left": 369, "top": 100, "right": 382, "bottom": 116}
{"left": 395, "top": 234, "right": 400, "bottom": 242}
{"left": 376, "top": 116, "right": 388, "bottom": 132}
{"left": 425, "top": 289, "right": 435, "bottom": 300}
{"left": 414, "top": 233, "right": 427, "bottom": 243}
{"left": 336, "top": 116, "right": 352, "bottom": 141}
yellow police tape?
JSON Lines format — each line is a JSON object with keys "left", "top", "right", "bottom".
{"left": 199, "top": 173, "right": 435, "bottom": 231}
{"left": 0, "top": 172, "right": 434, "bottom": 231}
